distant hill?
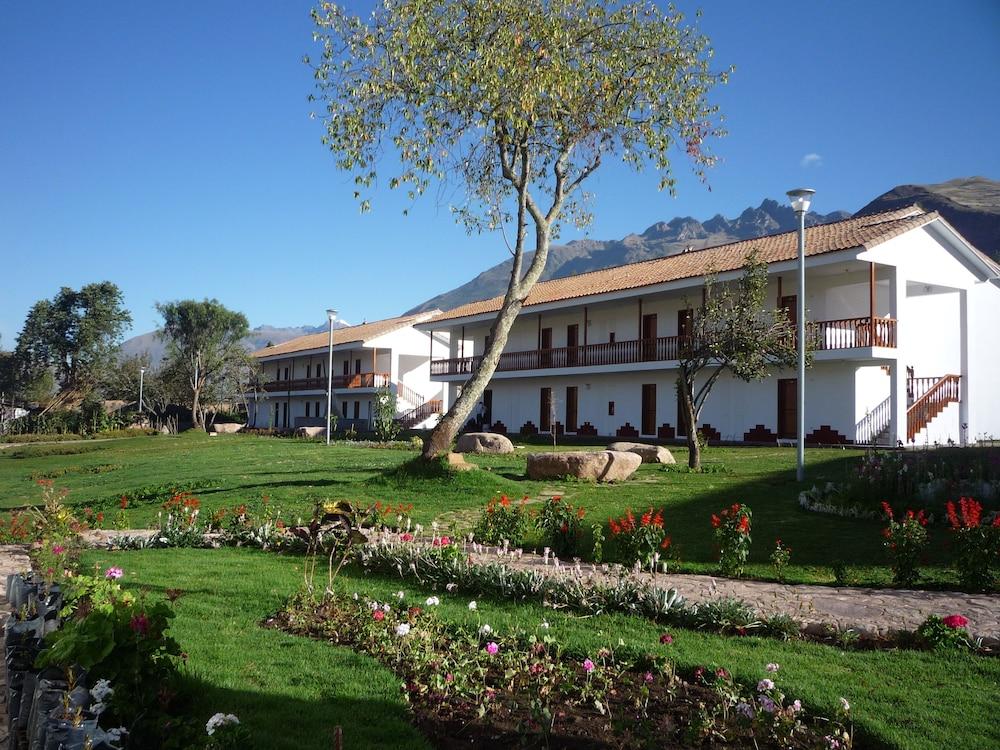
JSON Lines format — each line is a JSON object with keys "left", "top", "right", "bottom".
{"left": 119, "top": 322, "right": 350, "bottom": 367}
{"left": 856, "top": 176, "right": 1000, "bottom": 261}
{"left": 405, "top": 199, "right": 851, "bottom": 314}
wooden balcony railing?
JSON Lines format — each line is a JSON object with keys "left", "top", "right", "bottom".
{"left": 262, "top": 372, "right": 390, "bottom": 393}
{"left": 907, "top": 374, "right": 960, "bottom": 442}
{"left": 430, "top": 316, "right": 898, "bottom": 377}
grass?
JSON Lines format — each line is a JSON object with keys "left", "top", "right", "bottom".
{"left": 80, "top": 547, "right": 1000, "bottom": 750}
{"left": 0, "top": 431, "right": 971, "bottom": 587}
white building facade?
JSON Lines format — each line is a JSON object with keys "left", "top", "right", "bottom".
{"left": 421, "top": 207, "right": 1000, "bottom": 447}
{"left": 247, "top": 312, "right": 445, "bottom": 432}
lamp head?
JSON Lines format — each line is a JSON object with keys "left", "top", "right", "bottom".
{"left": 140, "top": 366, "right": 146, "bottom": 374}
{"left": 326, "top": 309, "right": 338, "bottom": 322}
{"left": 786, "top": 188, "right": 815, "bottom": 214}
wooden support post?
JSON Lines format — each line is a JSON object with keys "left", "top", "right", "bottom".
{"left": 583, "top": 306, "right": 588, "bottom": 365}
{"left": 777, "top": 276, "right": 782, "bottom": 308}
{"left": 869, "top": 262, "right": 877, "bottom": 346}
{"left": 460, "top": 325, "right": 464, "bottom": 359}
{"left": 637, "top": 298, "right": 643, "bottom": 337}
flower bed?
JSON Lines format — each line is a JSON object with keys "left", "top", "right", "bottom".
{"left": 269, "top": 590, "right": 855, "bottom": 749}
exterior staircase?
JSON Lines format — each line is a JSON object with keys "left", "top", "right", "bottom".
{"left": 907, "top": 374, "right": 960, "bottom": 443}
{"left": 398, "top": 399, "right": 443, "bottom": 429}
{"left": 856, "top": 374, "right": 961, "bottom": 445}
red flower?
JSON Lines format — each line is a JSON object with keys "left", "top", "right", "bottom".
{"left": 659, "top": 633, "right": 674, "bottom": 645}
{"left": 373, "top": 609, "right": 385, "bottom": 621}
{"left": 942, "top": 614, "right": 969, "bottom": 629}
{"left": 881, "top": 501, "right": 894, "bottom": 520}
{"left": 609, "top": 519, "right": 620, "bottom": 535}
{"left": 641, "top": 509, "right": 653, "bottom": 526}
{"left": 130, "top": 613, "right": 150, "bottom": 636}
{"left": 120, "top": 497, "right": 129, "bottom": 509}
{"left": 660, "top": 536, "right": 672, "bottom": 550}
{"left": 715, "top": 668, "right": 729, "bottom": 679}
{"left": 738, "top": 515, "right": 750, "bottom": 535}
{"left": 400, "top": 532, "right": 414, "bottom": 542}
{"left": 710, "top": 514, "right": 721, "bottom": 529}
{"left": 500, "top": 495, "right": 510, "bottom": 507}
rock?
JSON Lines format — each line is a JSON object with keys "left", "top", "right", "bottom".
{"left": 158, "top": 425, "right": 171, "bottom": 435}
{"left": 455, "top": 432, "right": 515, "bottom": 454}
{"left": 295, "top": 426, "right": 327, "bottom": 439}
{"left": 606, "top": 441, "right": 676, "bottom": 464}
{"left": 446, "top": 452, "right": 477, "bottom": 471}
{"left": 210, "top": 422, "right": 244, "bottom": 434}
{"left": 525, "top": 450, "right": 641, "bottom": 482}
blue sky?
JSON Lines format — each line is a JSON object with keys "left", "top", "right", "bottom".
{"left": 2, "top": 1, "right": 998, "bottom": 345}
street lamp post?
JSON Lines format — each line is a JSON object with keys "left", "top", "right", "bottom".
{"left": 139, "top": 366, "right": 146, "bottom": 417}
{"left": 326, "top": 309, "right": 338, "bottom": 446}
{"left": 786, "top": 188, "right": 815, "bottom": 483}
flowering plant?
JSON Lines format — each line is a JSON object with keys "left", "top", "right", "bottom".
{"left": 366, "top": 500, "right": 414, "bottom": 531}
{"left": 711, "top": 503, "right": 752, "bottom": 577}
{"left": 915, "top": 613, "right": 972, "bottom": 650}
{"left": 535, "top": 496, "right": 585, "bottom": 557}
{"left": 945, "top": 497, "right": 1000, "bottom": 591}
{"left": 473, "top": 494, "right": 529, "bottom": 546}
{"left": 769, "top": 539, "right": 791, "bottom": 583}
{"left": 607, "top": 507, "right": 670, "bottom": 568}
{"left": 880, "top": 502, "right": 928, "bottom": 587}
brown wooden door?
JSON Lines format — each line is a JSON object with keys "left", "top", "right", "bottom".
{"left": 777, "top": 378, "right": 797, "bottom": 438}
{"left": 676, "top": 387, "right": 687, "bottom": 436}
{"left": 642, "top": 314, "right": 657, "bottom": 360}
{"left": 780, "top": 295, "right": 797, "bottom": 327}
{"left": 540, "top": 327, "right": 553, "bottom": 368}
{"left": 641, "top": 383, "right": 656, "bottom": 436}
{"left": 540, "top": 387, "right": 552, "bottom": 432}
{"left": 483, "top": 389, "right": 492, "bottom": 426}
{"left": 565, "top": 386, "right": 578, "bottom": 433}
{"left": 566, "top": 324, "right": 579, "bottom": 366}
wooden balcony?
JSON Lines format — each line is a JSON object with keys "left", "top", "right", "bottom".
{"left": 262, "top": 372, "right": 390, "bottom": 393}
{"left": 430, "top": 316, "right": 897, "bottom": 377}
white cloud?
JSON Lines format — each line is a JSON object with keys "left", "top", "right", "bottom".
{"left": 800, "top": 153, "right": 823, "bottom": 168}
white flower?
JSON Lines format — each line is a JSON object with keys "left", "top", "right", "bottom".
{"left": 467, "top": 600, "right": 477, "bottom": 611}
{"left": 757, "top": 678, "right": 775, "bottom": 692}
{"left": 396, "top": 623, "right": 411, "bottom": 637}
{"left": 90, "top": 678, "right": 114, "bottom": 703}
{"left": 765, "top": 662, "right": 780, "bottom": 673}
{"left": 540, "top": 621, "right": 550, "bottom": 629}
{"left": 382, "top": 603, "right": 391, "bottom": 612}
{"left": 479, "top": 624, "right": 492, "bottom": 636}
{"left": 446, "top": 583, "right": 458, "bottom": 592}
{"left": 106, "top": 728, "right": 126, "bottom": 741}
{"left": 91, "top": 701, "right": 107, "bottom": 716}
{"left": 352, "top": 592, "right": 359, "bottom": 600}
{"left": 839, "top": 697, "right": 850, "bottom": 712}
{"left": 792, "top": 699, "right": 802, "bottom": 713}
{"left": 368, "top": 601, "right": 379, "bottom": 611}
{"left": 206, "top": 713, "right": 240, "bottom": 736}
{"left": 396, "top": 590, "right": 405, "bottom": 600}
{"left": 425, "top": 596, "right": 440, "bottom": 606}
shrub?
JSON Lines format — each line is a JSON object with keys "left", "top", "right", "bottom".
{"left": 711, "top": 503, "right": 752, "bottom": 577}
{"left": 915, "top": 614, "right": 972, "bottom": 650}
{"left": 946, "top": 497, "right": 1000, "bottom": 591}
{"left": 881, "top": 502, "right": 929, "bottom": 587}
{"left": 535, "top": 496, "right": 585, "bottom": 557}
{"left": 769, "top": 539, "right": 791, "bottom": 583}
{"left": 608, "top": 507, "right": 671, "bottom": 569}
{"left": 473, "top": 494, "right": 528, "bottom": 546}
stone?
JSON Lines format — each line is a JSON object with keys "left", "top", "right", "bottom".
{"left": 455, "top": 432, "right": 515, "bottom": 454}
{"left": 210, "top": 422, "right": 244, "bottom": 434}
{"left": 607, "top": 441, "right": 676, "bottom": 464}
{"left": 295, "top": 426, "right": 327, "bottom": 439}
{"left": 446, "top": 452, "right": 476, "bottom": 471}
{"left": 159, "top": 425, "right": 170, "bottom": 435}
{"left": 525, "top": 450, "right": 641, "bottom": 482}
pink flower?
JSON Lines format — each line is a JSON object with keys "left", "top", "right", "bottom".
{"left": 644, "top": 672, "right": 654, "bottom": 684}
{"left": 105, "top": 567, "right": 123, "bottom": 580}
{"left": 130, "top": 613, "right": 149, "bottom": 636}
{"left": 373, "top": 610, "right": 385, "bottom": 621}
{"left": 659, "top": 633, "right": 673, "bottom": 645}
{"left": 400, "top": 532, "right": 414, "bottom": 542}
{"left": 51, "top": 545, "right": 65, "bottom": 555}
{"left": 445, "top": 673, "right": 454, "bottom": 683}
{"left": 757, "top": 678, "right": 775, "bottom": 692}
{"left": 765, "top": 662, "right": 780, "bottom": 673}
{"left": 942, "top": 614, "right": 969, "bottom": 629}
{"left": 485, "top": 642, "right": 499, "bottom": 655}
{"left": 583, "top": 658, "right": 595, "bottom": 673}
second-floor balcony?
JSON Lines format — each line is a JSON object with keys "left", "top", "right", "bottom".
{"left": 431, "top": 316, "right": 896, "bottom": 377}
{"left": 262, "top": 372, "right": 391, "bottom": 393}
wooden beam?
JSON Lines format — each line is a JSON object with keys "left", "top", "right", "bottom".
{"left": 869, "top": 262, "right": 876, "bottom": 345}
{"left": 583, "top": 306, "right": 588, "bottom": 347}
{"left": 460, "top": 326, "right": 464, "bottom": 359}
{"left": 777, "top": 275, "right": 783, "bottom": 307}
{"left": 537, "top": 315, "right": 542, "bottom": 349}
{"left": 638, "top": 298, "right": 643, "bottom": 337}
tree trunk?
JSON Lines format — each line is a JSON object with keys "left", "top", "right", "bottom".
{"left": 677, "top": 373, "right": 700, "bottom": 470}
{"left": 192, "top": 385, "right": 203, "bottom": 430}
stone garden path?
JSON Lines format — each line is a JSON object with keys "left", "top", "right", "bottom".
{"left": 0, "top": 545, "right": 33, "bottom": 746}
{"left": 466, "top": 545, "right": 1000, "bottom": 644}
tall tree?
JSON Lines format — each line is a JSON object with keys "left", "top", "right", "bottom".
{"left": 14, "top": 282, "right": 132, "bottom": 395}
{"left": 156, "top": 299, "right": 250, "bottom": 430}
{"left": 309, "top": 0, "right": 729, "bottom": 458}
{"left": 676, "top": 254, "right": 801, "bottom": 470}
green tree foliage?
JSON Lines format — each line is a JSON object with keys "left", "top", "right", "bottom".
{"left": 156, "top": 299, "right": 250, "bottom": 430}
{"left": 676, "top": 254, "right": 800, "bottom": 469}
{"left": 13, "top": 282, "right": 132, "bottom": 396}
{"left": 308, "top": 0, "right": 730, "bottom": 458}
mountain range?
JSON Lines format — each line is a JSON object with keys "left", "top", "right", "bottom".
{"left": 120, "top": 176, "right": 998, "bottom": 364}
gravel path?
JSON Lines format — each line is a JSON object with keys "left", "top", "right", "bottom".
{"left": 465, "top": 545, "right": 1000, "bottom": 643}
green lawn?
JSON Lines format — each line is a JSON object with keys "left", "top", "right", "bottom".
{"left": 81, "top": 548, "right": 1000, "bottom": 750}
{"left": 0, "top": 432, "right": 965, "bottom": 587}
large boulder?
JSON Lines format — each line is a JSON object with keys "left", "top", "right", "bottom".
{"left": 210, "top": 423, "right": 244, "bottom": 434}
{"left": 606, "top": 441, "right": 676, "bottom": 464}
{"left": 525, "top": 450, "right": 641, "bottom": 483}
{"left": 295, "top": 426, "right": 327, "bottom": 439}
{"left": 455, "top": 432, "right": 515, "bottom": 454}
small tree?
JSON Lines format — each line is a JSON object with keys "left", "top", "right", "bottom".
{"left": 309, "top": 0, "right": 729, "bottom": 459}
{"left": 677, "top": 254, "right": 800, "bottom": 469}
{"left": 372, "top": 384, "right": 400, "bottom": 442}
{"left": 156, "top": 299, "right": 250, "bottom": 430}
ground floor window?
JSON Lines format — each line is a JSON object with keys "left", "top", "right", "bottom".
{"left": 353, "top": 401, "right": 360, "bottom": 420}
{"left": 565, "top": 386, "right": 578, "bottom": 432}
{"left": 305, "top": 402, "right": 311, "bottom": 418}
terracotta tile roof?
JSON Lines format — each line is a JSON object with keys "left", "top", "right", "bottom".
{"left": 431, "top": 206, "right": 935, "bottom": 322}
{"left": 253, "top": 310, "right": 441, "bottom": 358}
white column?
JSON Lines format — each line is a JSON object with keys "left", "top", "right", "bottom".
{"left": 888, "top": 268, "right": 907, "bottom": 445}
{"left": 959, "top": 289, "right": 970, "bottom": 445}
